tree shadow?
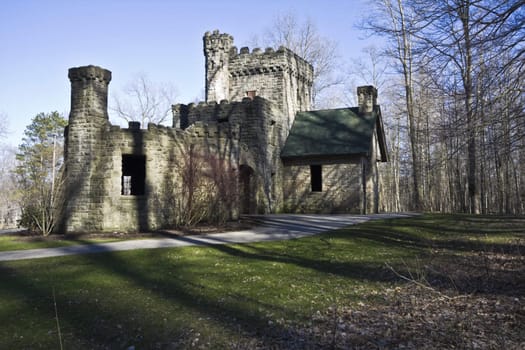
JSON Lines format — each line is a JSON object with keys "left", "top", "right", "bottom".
{"left": 1, "top": 214, "right": 523, "bottom": 348}
{"left": 1, "top": 233, "right": 402, "bottom": 348}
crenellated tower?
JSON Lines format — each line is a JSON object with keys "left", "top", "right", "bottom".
{"left": 202, "top": 31, "right": 314, "bottom": 133}
{"left": 204, "top": 30, "right": 234, "bottom": 103}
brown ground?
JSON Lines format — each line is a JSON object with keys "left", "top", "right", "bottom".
{"left": 235, "top": 240, "right": 525, "bottom": 349}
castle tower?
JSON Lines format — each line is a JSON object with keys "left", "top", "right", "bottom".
{"left": 58, "top": 65, "right": 112, "bottom": 233}
{"left": 202, "top": 31, "right": 314, "bottom": 135}
{"left": 204, "top": 30, "right": 233, "bottom": 102}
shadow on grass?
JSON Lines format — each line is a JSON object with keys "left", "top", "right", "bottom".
{"left": 0, "top": 235, "right": 409, "bottom": 348}
{"left": 0, "top": 214, "right": 524, "bottom": 348}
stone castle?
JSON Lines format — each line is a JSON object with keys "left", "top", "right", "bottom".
{"left": 56, "top": 30, "right": 388, "bottom": 233}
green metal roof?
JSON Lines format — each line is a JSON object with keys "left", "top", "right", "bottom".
{"left": 281, "top": 107, "right": 377, "bottom": 159}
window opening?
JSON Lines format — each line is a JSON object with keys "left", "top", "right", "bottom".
{"left": 310, "top": 165, "right": 322, "bottom": 192}
{"left": 122, "top": 154, "right": 146, "bottom": 195}
{"left": 246, "top": 90, "right": 257, "bottom": 99}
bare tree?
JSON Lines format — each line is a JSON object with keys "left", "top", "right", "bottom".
{"left": 360, "top": 0, "right": 525, "bottom": 214}
{"left": 362, "top": 0, "right": 424, "bottom": 210}
{"left": 0, "top": 145, "right": 19, "bottom": 229}
{"left": 171, "top": 144, "right": 238, "bottom": 228}
{"left": 111, "top": 73, "right": 178, "bottom": 127}
{"left": 0, "top": 112, "right": 8, "bottom": 139}
{"left": 349, "top": 46, "right": 389, "bottom": 89}
{"left": 252, "top": 12, "right": 343, "bottom": 108}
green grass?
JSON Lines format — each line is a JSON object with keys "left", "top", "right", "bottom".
{"left": 0, "top": 235, "right": 133, "bottom": 252}
{"left": 0, "top": 214, "right": 523, "bottom": 349}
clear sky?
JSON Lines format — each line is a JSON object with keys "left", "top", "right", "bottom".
{"left": 0, "top": 0, "right": 374, "bottom": 148}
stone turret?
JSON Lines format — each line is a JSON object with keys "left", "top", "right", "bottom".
{"left": 68, "top": 65, "right": 112, "bottom": 120}
{"left": 204, "top": 30, "right": 233, "bottom": 102}
{"left": 357, "top": 86, "right": 378, "bottom": 114}
{"left": 59, "top": 65, "right": 112, "bottom": 233}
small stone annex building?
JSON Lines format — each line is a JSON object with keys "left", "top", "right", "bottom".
{"left": 56, "top": 30, "right": 388, "bottom": 233}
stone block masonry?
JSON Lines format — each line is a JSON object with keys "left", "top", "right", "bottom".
{"left": 57, "top": 65, "right": 242, "bottom": 233}
{"left": 204, "top": 30, "right": 314, "bottom": 131}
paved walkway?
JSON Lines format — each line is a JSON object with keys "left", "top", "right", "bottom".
{"left": 0, "top": 213, "right": 414, "bottom": 262}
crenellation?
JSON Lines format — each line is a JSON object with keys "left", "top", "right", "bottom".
{"left": 68, "top": 65, "right": 112, "bottom": 83}
{"left": 128, "top": 121, "right": 141, "bottom": 129}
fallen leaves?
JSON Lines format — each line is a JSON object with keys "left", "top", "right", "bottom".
{"left": 294, "top": 285, "right": 524, "bottom": 349}
{"left": 229, "top": 238, "right": 525, "bottom": 349}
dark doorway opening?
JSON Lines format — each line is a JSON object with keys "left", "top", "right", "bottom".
{"left": 122, "top": 154, "right": 146, "bottom": 195}
{"left": 239, "top": 165, "right": 255, "bottom": 214}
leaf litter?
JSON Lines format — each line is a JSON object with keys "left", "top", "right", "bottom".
{"left": 229, "top": 239, "right": 525, "bottom": 349}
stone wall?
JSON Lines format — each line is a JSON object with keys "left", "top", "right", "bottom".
{"left": 58, "top": 65, "right": 241, "bottom": 233}
{"left": 227, "top": 46, "right": 313, "bottom": 129}
{"left": 282, "top": 163, "right": 363, "bottom": 213}
{"left": 173, "top": 96, "right": 286, "bottom": 213}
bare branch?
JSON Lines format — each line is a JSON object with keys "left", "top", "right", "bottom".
{"left": 110, "top": 73, "right": 179, "bottom": 127}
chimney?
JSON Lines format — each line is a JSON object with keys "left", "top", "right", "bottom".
{"left": 357, "top": 86, "right": 377, "bottom": 114}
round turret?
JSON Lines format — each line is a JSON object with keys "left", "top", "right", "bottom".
{"left": 68, "top": 65, "right": 112, "bottom": 120}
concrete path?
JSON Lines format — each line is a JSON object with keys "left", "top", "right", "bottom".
{"left": 0, "top": 213, "right": 414, "bottom": 262}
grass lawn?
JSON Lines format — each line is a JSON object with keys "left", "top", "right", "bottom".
{"left": 0, "top": 235, "right": 129, "bottom": 252}
{"left": 0, "top": 214, "right": 523, "bottom": 349}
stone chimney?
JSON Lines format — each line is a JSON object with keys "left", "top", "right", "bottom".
{"left": 357, "top": 86, "right": 377, "bottom": 114}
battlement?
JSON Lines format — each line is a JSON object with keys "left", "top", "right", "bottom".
{"left": 230, "top": 46, "right": 282, "bottom": 56}
{"left": 106, "top": 115, "right": 237, "bottom": 143}
{"left": 203, "top": 30, "right": 313, "bottom": 116}
{"left": 203, "top": 30, "right": 234, "bottom": 54}
{"left": 204, "top": 29, "right": 233, "bottom": 42}
{"left": 173, "top": 96, "right": 274, "bottom": 128}
{"left": 229, "top": 46, "right": 313, "bottom": 84}
{"left": 227, "top": 45, "right": 313, "bottom": 82}
{"left": 68, "top": 65, "right": 112, "bottom": 121}
{"left": 68, "top": 65, "right": 112, "bottom": 83}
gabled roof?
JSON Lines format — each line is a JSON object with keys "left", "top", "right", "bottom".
{"left": 281, "top": 107, "right": 387, "bottom": 162}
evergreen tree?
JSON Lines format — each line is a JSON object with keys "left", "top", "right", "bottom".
{"left": 15, "top": 111, "right": 67, "bottom": 235}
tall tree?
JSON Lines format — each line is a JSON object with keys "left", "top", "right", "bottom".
{"left": 419, "top": 0, "right": 480, "bottom": 213}
{"left": 362, "top": 0, "right": 423, "bottom": 210}
{"left": 362, "top": 0, "right": 525, "bottom": 214}
{"left": 15, "top": 111, "right": 67, "bottom": 235}
{"left": 111, "top": 73, "right": 178, "bottom": 127}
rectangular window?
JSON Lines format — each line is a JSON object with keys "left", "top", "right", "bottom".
{"left": 246, "top": 90, "right": 257, "bottom": 99}
{"left": 122, "top": 154, "right": 146, "bottom": 195}
{"left": 310, "top": 165, "right": 322, "bottom": 192}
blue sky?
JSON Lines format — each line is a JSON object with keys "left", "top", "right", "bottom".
{"left": 1, "top": 0, "right": 375, "bottom": 147}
